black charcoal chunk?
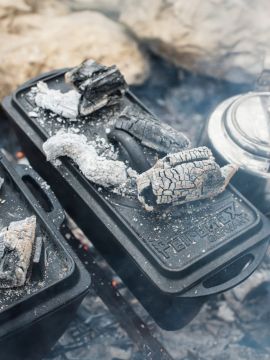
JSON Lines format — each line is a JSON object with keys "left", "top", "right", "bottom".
{"left": 115, "top": 107, "right": 190, "bottom": 154}
{"left": 65, "top": 59, "right": 128, "bottom": 116}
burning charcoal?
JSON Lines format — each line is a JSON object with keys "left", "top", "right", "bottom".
{"left": 43, "top": 132, "right": 128, "bottom": 188}
{"left": 65, "top": 59, "right": 128, "bottom": 116}
{"left": 114, "top": 107, "right": 190, "bottom": 154}
{"left": 136, "top": 146, "right": 238, "bottom": 211}
{"left": 34, "top": 81, "right": 81, "bottom": 119}
{"left": 0, "top": 216, "right": 36, "bottom": 288}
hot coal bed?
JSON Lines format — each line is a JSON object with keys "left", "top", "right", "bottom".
{"left": 0, "top": 56, "right": 270, "bottom": 360}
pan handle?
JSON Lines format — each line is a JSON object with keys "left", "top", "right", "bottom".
{"left": 15, "top": 164, "right": 65, "bottom": 229}
{"left": 182, "top": 239, "right": 269, "bottom": 297}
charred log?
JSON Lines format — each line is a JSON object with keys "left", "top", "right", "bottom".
{"left": 137, "top": 146, "right": 238, "bottom": 211}
{"left": 66, "top": 59, "right": 128, "bottom": 116}
{"left": 115, "top": 107, "right": 190, "bottom": 154}
{"left": 0, "top": 216, "right": 36, "bottom": 288}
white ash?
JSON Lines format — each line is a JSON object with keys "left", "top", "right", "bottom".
{"left": 28, "top": 111, "right": 38, "bottom": 118}
{"left": 112, "top": 168, "right": 138, "bottom": 197}
{"left": 88, "top": 135, "right": 120, "bottom": 161}
{"left": 43, "top": 132, "right": 128, "bottom": 188}
{"left": 40, "top": 181, "right": 50, "bottom": 190}
{"left": 127, "top": 167, "right": 139, "bottom": 179}
{"left": 0, "top": 216, "right": 36, "bottom": 288}
{"left": 34, "top": 81, "right": 80, "bottom": 119}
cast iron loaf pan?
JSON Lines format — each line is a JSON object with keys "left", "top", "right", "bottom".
{"left": 2, "top": 69, "right": 270, "bottom": 330}
{"left": 0, "top": 153, "right": 90, "bottom": 360}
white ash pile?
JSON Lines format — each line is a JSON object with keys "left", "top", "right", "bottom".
{"left": 43, "top": 132, "right": 129, "bottom": 188}
{"left": 34, "top": 82, "right": 81, "bottom": 120}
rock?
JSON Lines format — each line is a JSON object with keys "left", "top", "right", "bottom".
{"left": 0, "top": 10, "right": 149, "bottom": 99}
{"left": 0, "top": 32, "right": 46, "bottom": 99}
{"left": 0, "top": 0, "right": 68, "bottom": 31}
{"left": 232, "top": 269, "right": 270, "bottom": 302}
{"left": 120, "top": 0, "right": 270, "bottom": 83}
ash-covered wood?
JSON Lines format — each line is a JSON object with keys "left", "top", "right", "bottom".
{"left": 66, "top": 59, "right": 128, "bottom": 116}
{"left": 0, "top": 216, "right": 36, "bottom": 288}
{"left": 43, "top": 132, "right": 128, "bottom": 188}
{"left": 0, "top": 177, "right": 4, "bottom": 189}
{"left": 115, "top": 106, "right": 190, "bottom": 153}
{"left": 137, "top": 146, "right": 238, "bottom": 211}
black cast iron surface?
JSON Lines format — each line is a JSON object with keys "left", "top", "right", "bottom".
{"left": 2, "top": 63, "right": 269, "bottom": 301}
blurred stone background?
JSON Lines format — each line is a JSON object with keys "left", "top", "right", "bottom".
{"left": 2, "top": 0, "right": 270, "bottom": 99}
